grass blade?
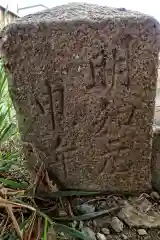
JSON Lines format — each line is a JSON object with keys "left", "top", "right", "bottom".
{"left": 0, "top": 178, "right": 28, "bottom": 189}
{"left": 6, "top": 205, "right": 23, "bottom": 240}
{"left": 0, "top": 123, "right": 16, "bottom": 143}
{"left": 37, "top": 190, "right": 101, "bottom": 199}
{"left": 52, "top": 206, "right": 120, "bottom": 222}
{"left": 43, "top": 217, "right": 48, "bottom": 240}
{"left": 54, "top": 223, "right": 91, "bottom": 240}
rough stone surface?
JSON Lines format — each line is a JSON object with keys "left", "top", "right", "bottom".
{"left": 150, "top": 191, "right": 160, "bottom": 200}
{"left": 101, "top": 228, "right": 110, "bottom": 235}
{"left": 97, "top": 232, "right": 107, "bottom": 240}
{"left": 137, "top": 229, "right": 148, "bottom": 236}
{"left": 76, "top": 203, "right": 96, "bottom": 214}
{"left": 110, "top": 217, "right": 123, "bottom": 233}
{"left": 132, "top": 196, "right": 152, "bottom": 213}
{"left": 118, "top": 202, "right": 160, "bottom": 228}
{"left": 82, "top": 227, "right": 96, "bottom": 240}
{"left": 121, "top": 234, "right": 128, "bottom": 240}
{"left": 1, "top": 3, "right": 160, "bottom": 191}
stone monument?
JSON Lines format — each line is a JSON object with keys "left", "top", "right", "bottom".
{"left": 1, "top": 3, "right": 160, "bottom": 192}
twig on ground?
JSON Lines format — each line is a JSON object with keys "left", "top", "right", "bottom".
{"left": 6, "top": 204, "right": 23, "bottom": 240}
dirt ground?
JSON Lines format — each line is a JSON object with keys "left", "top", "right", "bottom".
{"left": 70, "top": 192, "right": 160, "bottom": 240}
{"left": 100, "top": 227, "right": 160, "bottom": 240}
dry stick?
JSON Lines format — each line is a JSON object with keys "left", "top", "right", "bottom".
{"left": 0, "top": 197, "right": 37, "bottom": 211}
{"left": 5, "top": 204, "right": 23, "bottom": 240}
{"left": 67, "top": 200, "right": 74, "bottom": 217}
{"left": 45, "top": 205, "right": 57, "bottom": 213}
{"left": 3, "top": 189, "right": 25, "bottom": 196}
{"left": 27, "top": 163, "right": 44, "bottom": 195}
{"left": 35, "top": 217, "right": 42, "bottom": 240}
{"left": 84, "top": 197, "right": 108, "bottom": 205}
{"left": 0, "top": 187, "right": 23, "bottom": 239}
{"left": 0, "top": 218, "right": 5, "bottom": 229}
{"left": 24, "top": 212, "right": 37, "bottom": 240}
{"left": 0, "top": 216, "right": 9, "bottom": 238}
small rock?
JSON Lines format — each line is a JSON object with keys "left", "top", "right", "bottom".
{"left": 101, "top": 228, "right": 110, "bottom": 235}
{"left": 151, "top": 191, "right": 160, "bottom": 200}
{"left": 82, "top": 227, "right": 96, "bottom": 240}
{"left": 121, "top": 234, "right": 128, "bottom": 239}
{"left": 79, "top": 221, "right": 84, "bottom": 230}
{"left": 76, "top": 203, "right": 95, "bottom": 214}
{"left": 110, "top": 217, "right": 123, "bottom": 233}
{"left": 71, "top": 220, "right": 77, "bottom": 229}
{"left": 134, "top": 197, "right": 152, "bottom": 213}
{"left": 113, "top": 196, "right": 120, "bottom": 201}
{"left": 98, "top": 201, "right": 106, "bottom": 210}
{"left": 93, "top": 217, "right": 110, "bottom": 228}
{"left": 118, "top": 203, "right": 160, "bottom": 228}
{"left": 137, "top": 229, "right": 147, "bottom": 236}
{"left": 92, "top": 220, "right": 97, "bottom": 228}
{"left": 58, "top": 209, "right": 67, "bottom": 217}
{"left": 59, "top": 232, "right": 65, "bottom": 237}
{"left": 97, "top": 232, "right": 106, "bottom": 240}
{"left": 62, "top": 70, "right": 67, "bottom": 75}
{"left": 106, "top": 198, "right": 118, "bottom": 208}
{"left": 85, "top": 220, "right": 93, "bottom": 227}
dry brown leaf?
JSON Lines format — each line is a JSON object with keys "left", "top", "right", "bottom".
{"left": 0, "top": 197, "right": 36, "bottom": 212}
{"left": 35, "top": 216, "right": 42, "bottom": 240}
{"left": 44, "top": 170, "right": 58, "bottom": 192}
{"left": 0, "top": 216, "right": 8, "bottom": 238}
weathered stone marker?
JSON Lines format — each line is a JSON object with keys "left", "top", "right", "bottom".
{"left": 1, "top": 3, "right": 160, "bottom": 192}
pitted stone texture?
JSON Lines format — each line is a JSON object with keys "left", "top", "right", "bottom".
{"left": 1, "top": 3, "right": 160, "bottom": 192}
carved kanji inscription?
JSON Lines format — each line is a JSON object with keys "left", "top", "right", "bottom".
{"left": 2, "top": 3, "right": 159, "bottom": 192}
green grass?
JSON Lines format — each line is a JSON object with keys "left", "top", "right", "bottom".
{"left": 0, "top": 60, "right": 19, "bottom": 165}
